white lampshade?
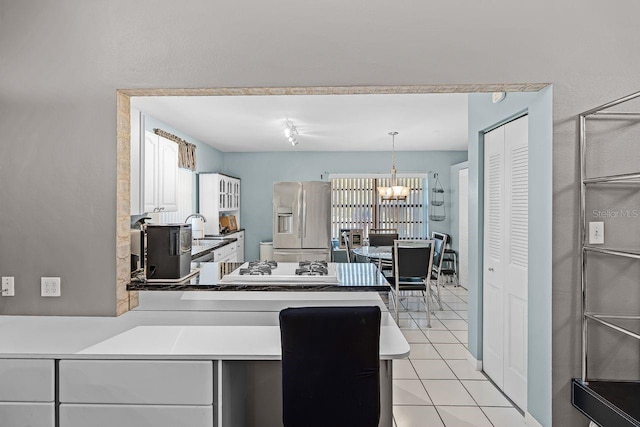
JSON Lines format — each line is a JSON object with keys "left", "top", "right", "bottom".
{"left": 378, "top": 132, "right": 410, "bottom": 201}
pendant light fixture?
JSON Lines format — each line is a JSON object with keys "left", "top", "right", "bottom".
{"left": 377, "top": 131, "right": 410, "bottom": 201}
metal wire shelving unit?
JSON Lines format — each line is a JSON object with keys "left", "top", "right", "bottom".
{"left": 573, "top": 91, "right": 640, "bottom": 427}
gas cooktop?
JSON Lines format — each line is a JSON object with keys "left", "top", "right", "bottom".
{"left": 220, "top": 261, "right": 338, "bottom": 284}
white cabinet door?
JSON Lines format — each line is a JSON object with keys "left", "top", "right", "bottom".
{"left": 143, "top": 132, "right": 159, "bottom": 213}
{"left": 235, "top": 231, "right": 245, "bottom": 262}
{"left": 157, "top": 136, "right": 178, "bottom": 212}
{"left": 143, "top": 132, "right": 178, "bottom": 214}
{"left": 483, "top": 115, "right": 528, "bottom": 410}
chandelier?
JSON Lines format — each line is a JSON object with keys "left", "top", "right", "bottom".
{"left": 377, "top": 131, "right": 410, "bottom": 201}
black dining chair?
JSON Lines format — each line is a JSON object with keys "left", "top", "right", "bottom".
{"left": 368, "top": 232, "right": 399, "bottom": 247}
{"left": 432, "top": 231, "right": 458, "bottom": 286}
{"left": 368, "top": 233, "right": 399, "bottom": 274}
{"left": 279, "top": 306, "right": 381, "bottom": 427}
{"left": 387, "top": 239, "right": 436, "bottom": 325}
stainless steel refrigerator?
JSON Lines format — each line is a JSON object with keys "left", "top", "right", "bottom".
{"left": 273, "top": 181, "right": 331, "bottom": 262}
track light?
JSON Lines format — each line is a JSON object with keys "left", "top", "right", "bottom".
{"left": 284, "top": 120, "right": 299, "bottom": 147}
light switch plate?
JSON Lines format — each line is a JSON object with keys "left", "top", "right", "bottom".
{"left": 1, "top": 277, "right": 15, "bottom": 296}
{"left": 589, "top": 222, "right": 605, "bottom": 245}
{"left": 41, "top": 277, "right": 61, "bottom": 297}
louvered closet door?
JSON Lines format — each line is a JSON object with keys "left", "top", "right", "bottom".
{"left": 503, "top": 116, "right": 528, "bottom": 409}
{"left": 483, "top": 125, "right": 506, "bottom": 389}
{"left": 483, "top": 115, "right": 529, "bottom": 411}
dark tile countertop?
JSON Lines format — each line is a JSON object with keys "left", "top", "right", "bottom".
{"left": 128, "top": 262, "right": 390, "bottom": 292}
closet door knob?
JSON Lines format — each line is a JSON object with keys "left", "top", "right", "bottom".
{"left": 488, "top": 267, "right": 494, "bottom": 272}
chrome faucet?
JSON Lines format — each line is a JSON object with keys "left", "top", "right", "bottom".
{"left": 184, "top": 213, "right": 207, "bottom": 223}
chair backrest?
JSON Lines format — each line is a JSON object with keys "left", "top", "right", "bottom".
{"left": 393, "top": 239, "right": 435, "bottom": 280}
{"left": 431, "top": 233, "right": 449, "bottom": 273}
{"left": 342, "top": 231, "right": 352, "bottom": 263}
{"left": 370, "top": 228, "right": 398, "bottom": 234}
{"left": 279, "top": 306, "right": 381, "bottom": 427}
{"left": 368, "top": 233, "right": 399, "bottom": 247}
{"left": 431, "top": 231, "right": 451, "bottom": 248}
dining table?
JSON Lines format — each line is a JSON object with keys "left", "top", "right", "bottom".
{"left": 352, "top": 245, "right": 392, "bottom": 270}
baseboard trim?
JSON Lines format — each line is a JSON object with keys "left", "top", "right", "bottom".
{"left": 525, "top": 412, "right": 544, "bottom": 427}
{"left": 466, "top": 350, "right": 482, "bottom": 370}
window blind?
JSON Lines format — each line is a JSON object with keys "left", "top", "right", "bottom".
{"left": 330, "top": 175, "right": 428, "bottom": 240}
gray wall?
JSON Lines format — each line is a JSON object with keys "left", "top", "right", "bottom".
{"left": 2, "top": 1, "right": 639, "bottom": 425}
{"left": 223, "top": 150, "right": 467, "bottom": 260}
{"left": 467, "top": 90, "right": 553, "bottom": 426}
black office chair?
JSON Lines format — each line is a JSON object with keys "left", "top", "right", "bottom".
{"left": 386, "top": 240, "right": 436, "bottom": 325}
{"left": 279, "top": 306, "right": 381, "bottom": 427}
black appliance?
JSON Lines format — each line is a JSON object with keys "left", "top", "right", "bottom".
{"left": 145, "top": 224, "right": 192, "bottom": 280}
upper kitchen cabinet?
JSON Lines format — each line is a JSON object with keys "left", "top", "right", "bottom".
{"left": 143, "top": 132, "right": 178, "bottom": 213}
{"left": 130, "top": 120, "right": 178, "bottom": 215}
{"left": 198, "top": 173, "right": 240, "bottom": 235}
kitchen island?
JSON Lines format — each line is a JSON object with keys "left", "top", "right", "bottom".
{"left": 128, "top": 261, "right": 391, "bottom": 292}
{"left": 0, "top": 290, "right": 407, "bottom": 427}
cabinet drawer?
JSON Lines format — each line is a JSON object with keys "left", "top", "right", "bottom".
{"left": 60, "top": 404, "right": 213, "bottom": 427}
{"left": 0, "top": 359, "right": 54, "bottom": 402}
{"left": 214, "top": 243, "right": 235, "bottom": 260}
{"left": 59, "top": 360, "right": 213, "bottom": 405}
{"left": 0, "top": 402, "right": 54, "bottom": 427}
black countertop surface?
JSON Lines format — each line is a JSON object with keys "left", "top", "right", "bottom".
{"left": 128, "top": 262, "right": 391, "bottom": 292}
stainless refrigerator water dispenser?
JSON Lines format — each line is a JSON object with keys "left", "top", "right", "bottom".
{"left": 277, "top": 208, "right": 293, "bottom": 234}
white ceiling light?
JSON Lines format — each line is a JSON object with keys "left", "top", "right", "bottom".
{"left": 284, "top": 120, "right": 299, "bottom": 146}
{"left": 377, "top": 131, "right": 410, "bottom": 201}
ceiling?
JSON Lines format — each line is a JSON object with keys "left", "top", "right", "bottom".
{"left": 131, "top": 93, "right": 469, "bottom": 152}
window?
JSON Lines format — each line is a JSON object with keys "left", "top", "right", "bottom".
{"left": 330, "top": 174, "right": 428, "bottom": 240}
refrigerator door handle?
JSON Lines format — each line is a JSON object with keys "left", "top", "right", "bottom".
{"left": 302, "top": 189, "right": 307, "bottom": 238}
{"left": 296, "top": 187, "right": 303, "bottom": 239}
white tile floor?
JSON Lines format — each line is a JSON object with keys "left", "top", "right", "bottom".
{"left": 392, "top": 286, "right": 527, "bottom": 427}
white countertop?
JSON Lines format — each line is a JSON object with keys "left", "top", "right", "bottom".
{"left": 0, "top": 292, "right": 409, "bottom": 360}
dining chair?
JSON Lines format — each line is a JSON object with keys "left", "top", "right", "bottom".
{"left": 341, "top": 231, "right": 354, "bottom": 263}
{"left": 367, "top": 233, "right": 398, "bottom": 275}
{"left": 429, "top": 232, "right": 452, "bottom": 310}
{"left": 432, "top": 232, "right": 458, "bottom": 286}
{"left": 386, "top": 239, "right": 436, "bottom": 326}
{"left": 369, "top": 228, "right": 398, "bottom": 234}
{"left": 279, "top": 306, "right": 381, "bottom": 427}
{"left": 368, "top": 233, "right": 399, "bottom": 247}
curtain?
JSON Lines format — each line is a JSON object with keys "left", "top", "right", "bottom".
{"left": 153, "top": 128, "right": 197, "bottom": 171}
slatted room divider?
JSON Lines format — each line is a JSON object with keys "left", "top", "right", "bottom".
{"left": 330, "top": 175, "right": 428, "bottom": 241}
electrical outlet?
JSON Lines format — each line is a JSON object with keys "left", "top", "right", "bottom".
{"left": 41, "top": 277, "right": 61, "bottom": 297}
{"left": 589, "top": 222, "right": 605, "bottom": 245}
{"left": 1, "top": 277, "right": 15, "bottom": 297}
